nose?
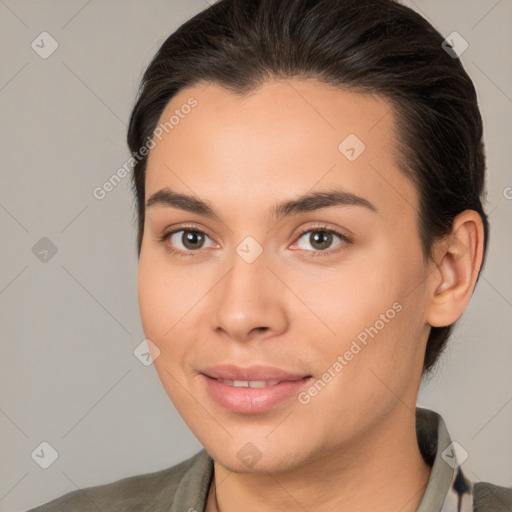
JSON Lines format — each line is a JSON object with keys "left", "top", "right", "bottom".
{"left": 211, "top": 249, "right": 288, "bottom": 343}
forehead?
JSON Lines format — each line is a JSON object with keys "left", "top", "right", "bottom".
{"left": 144, "top": 79, "right": 417, "bottom": 221}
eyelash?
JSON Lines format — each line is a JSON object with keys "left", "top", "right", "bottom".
{"left": 158, "top": 223, "right": 353, "bottom": 258}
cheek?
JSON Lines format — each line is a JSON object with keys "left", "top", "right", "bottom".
{"left": 137, "top": 254, "right": 165, "bottom": 341}
{"left": 137, "top": 254, "right": 197, "bottom": 407}
{"left": 295, "top": 247, "right": 425, "bottom": 401}
{"left": 137, "top": 249, "right": 196, "bottom": 340}
{"left": 289, "top": 252, "right": 402, "bottom": 342}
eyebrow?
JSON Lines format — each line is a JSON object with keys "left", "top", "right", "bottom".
{"left": 145, "top": 187, "right": 378, "bottom": 219}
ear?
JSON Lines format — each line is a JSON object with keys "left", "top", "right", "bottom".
{"left": 426, "top": 210, "right": 485, "bottom": 328}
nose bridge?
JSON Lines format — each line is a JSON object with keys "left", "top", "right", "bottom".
{"left": 212, "top": 240, "right": 284, "bottom": 340}
{"left": 221, "top": 240, "right": 270, "bottom": 309}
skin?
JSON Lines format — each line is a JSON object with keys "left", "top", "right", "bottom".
{"left": 137, "top": 79, "right": 484, "bottom": 512}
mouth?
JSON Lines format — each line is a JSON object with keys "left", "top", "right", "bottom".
{"left": 199, "top": 369, "right": 313, "bottom": 414}
{"left": 213, "top": 378, "right": 300, "bottom": 388}
{"left": 199, "top": 363, "right": 312, "bottom": 382}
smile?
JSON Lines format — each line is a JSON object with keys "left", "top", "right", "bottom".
{"left": 216, "top": 379, "right": 281, "bottom": 387}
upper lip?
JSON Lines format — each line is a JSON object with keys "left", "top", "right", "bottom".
{"left": 200, "top": 364, "right": 311, "bottom": 382}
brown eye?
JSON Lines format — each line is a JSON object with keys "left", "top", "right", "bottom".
{"left": 308, "top": 231, "right": 335, "bottom": 251}
{"left": 296, "top": 229, "right": 345, "bottom": 252}
{"left": 164, "top": 229, "right": 215, "bottom": 253}
{"left": 181, "top": 230, "right": 206, "bottom": 250}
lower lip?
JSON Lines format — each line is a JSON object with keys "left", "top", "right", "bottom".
{"left": 201, "top": 374, "right": 313, "bottom": 414}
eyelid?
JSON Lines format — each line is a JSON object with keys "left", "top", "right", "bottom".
{"left": 162, "top": 222, "right": 216, "bottom": 240}
{"left": 157, "top": 223, "right": 217, "bottom": 258}
{"left": 290, "top": 223, "right": 353, "bottom": 255}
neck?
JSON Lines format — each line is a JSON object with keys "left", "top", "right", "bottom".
{"left": 206, "top": 406, "right": 432, "bottom": 512}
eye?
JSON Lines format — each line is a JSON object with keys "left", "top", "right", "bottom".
{"left": 160, "top": 227, "right": 216, "bottom": 256}
{"left": 293, "top": 226, "right": 351, "bottom": 255}
{"left": 159, "top": 224, "right": 352, "bottom": 258}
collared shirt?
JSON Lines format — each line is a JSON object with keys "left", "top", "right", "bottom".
{"left": 27, "top": 407, "right": 512, "bottom": 512}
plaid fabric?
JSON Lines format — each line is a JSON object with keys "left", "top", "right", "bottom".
{"left": 440, "top": 466, "right": 473, "bottom": 512}
{"left": 416, "top": 406, "right": 474, "bottom": 511}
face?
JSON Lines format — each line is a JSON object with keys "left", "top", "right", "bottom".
{"left": 138, "top": 79, "right": 434, "bottom": 474}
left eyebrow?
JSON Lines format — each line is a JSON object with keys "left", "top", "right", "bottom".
{"left": 269, "top": 189, "right": 378, "bottom": 219}
{"left": 145, "top": 187, "right": 378, "bottom": 220}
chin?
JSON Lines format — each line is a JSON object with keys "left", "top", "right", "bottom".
{"left": 206, "top": 439, "right": 311, "bottom": 475}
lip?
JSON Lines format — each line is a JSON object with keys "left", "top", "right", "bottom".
{"left": 199, "top": 364, "right": 311, "bottom": 382}
{"left": 199, "top": 364, "right": 313, "bottom": 414}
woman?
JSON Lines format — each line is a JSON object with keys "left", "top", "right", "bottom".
{"left": 28, "top": 0, "right": 512, "bottom": 510}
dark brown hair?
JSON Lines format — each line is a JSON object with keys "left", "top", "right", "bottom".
{"left": 127, "top": 0, "right": 489, "bottom": 375}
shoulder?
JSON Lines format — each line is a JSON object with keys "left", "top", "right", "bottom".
{"left": 26, "top": 450, "right": 206, "bottom": 512}
{"left": 474, "top": 481, "right": 512, "bottom": 511}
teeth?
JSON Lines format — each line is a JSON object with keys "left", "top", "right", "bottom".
{"left": 218, "top": 379, "right": 281, "bottom": 387}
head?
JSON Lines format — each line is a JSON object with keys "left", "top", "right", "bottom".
{"left": 127, "top": 0, "right": 488, "bottom": 473}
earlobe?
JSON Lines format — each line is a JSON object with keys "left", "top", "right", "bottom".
{"left": 426, "top": 210, "right": 485, "bottom": 327}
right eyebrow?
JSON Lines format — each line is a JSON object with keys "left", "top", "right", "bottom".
{"left": 146, "top": 188, "right": 216, "bottom": 217}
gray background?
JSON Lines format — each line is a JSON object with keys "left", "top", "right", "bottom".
{"left": 0, "top": 1, "right": 510, "bottom": 510}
